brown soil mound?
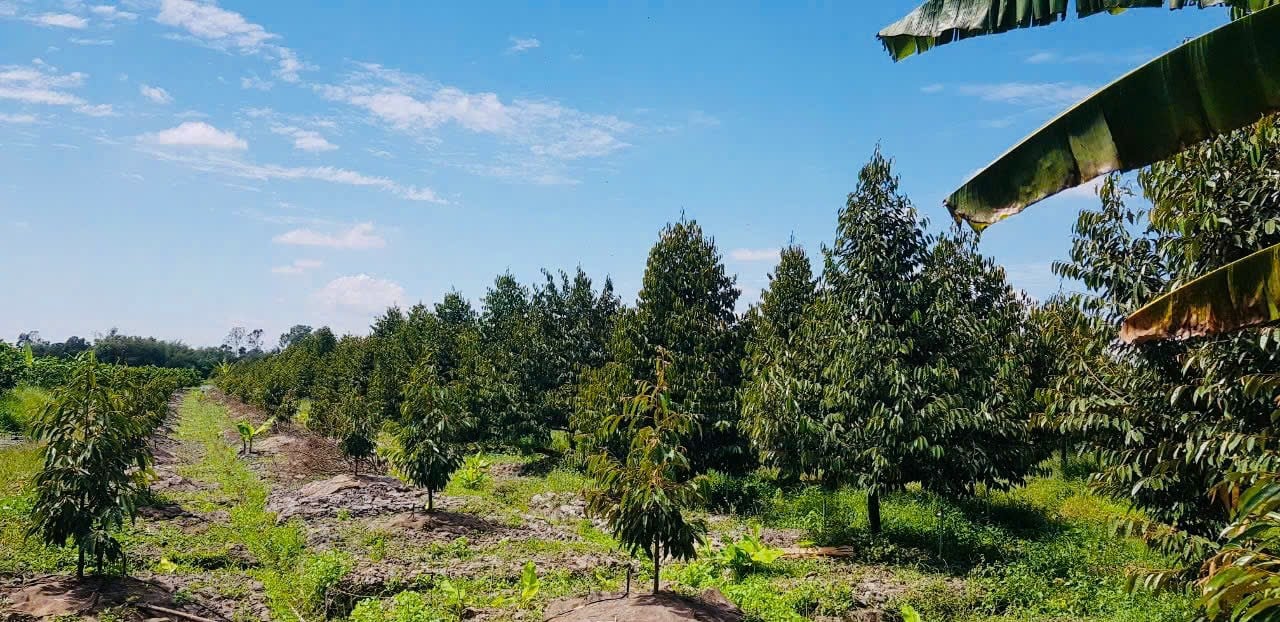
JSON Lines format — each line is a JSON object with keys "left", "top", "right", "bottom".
{"left": 268, "top": 474, "right": 431, "bottom": 521}
{"left": 544, "top": 590, "right": 743, "bottom": 622}
{"left": 1, "top": 574, "right": 228, "bottom": 621}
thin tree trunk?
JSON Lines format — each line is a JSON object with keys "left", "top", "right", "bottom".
{"left": 77, "top": 548, "right": 84, "bottom": 579}
{"left": 652, "top": 538, "right": 661, "bottom": 594}
{"left": 428, "top": 488, "right": 434, "bottom": 512}
{"left": 868, "top": 490, "right": 882, "bottom": 535}
{"left": 1060, "top": 439, "right": 1070, "bottom": 476}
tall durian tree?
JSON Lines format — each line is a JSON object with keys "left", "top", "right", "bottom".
{"left": 740, "top": 245, "right": 825, "bottom": 484}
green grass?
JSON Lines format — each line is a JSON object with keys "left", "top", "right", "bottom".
{"left": 662, "top": 468, "right": 1195, "bottom": 622}
{"left": 160, "top": 391, "right": 347, "bottom": 620}
{"left": 0, "top": 385, "right": 52, "bottom": 436}
{"left": 0, "top": 441, "right": 76, "bottom": 574}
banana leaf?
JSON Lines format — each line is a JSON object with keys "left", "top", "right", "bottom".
{"left": 1120, "top": 242, "right": 1280, "bottom": 343}
{"left": 944, "top": 4, "right": 1280, "bottom": 230}
{"left": 877, "top": 0, "right": 1272, "bottom": 62}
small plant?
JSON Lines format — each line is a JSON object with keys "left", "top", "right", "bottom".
{"left": 235, "top": 417, "right": 274, "bottom": 455}
{"left": 437, "top": 578, "right": 468, "bottom": 616}
{"left": 455, "top": 454, "right": 491, "bottom": 490}
{"left": 709, "top": 524, "right": 785, "bottom": 579}
{"left": 901, "top": 604, "right": 923, "bottom": 622}
{"left": 518, "top": 561, "right": 540, "bottom": 606}
{"left": 350, "top": 590, "right": 447, "bottom": 622}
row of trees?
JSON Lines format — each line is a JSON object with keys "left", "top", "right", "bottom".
{"left": 219, "top": 150, "right": 1053, "bottom": 546}
{"left": 0, "top": 340, "right": 201, "bottom": 396}
{"left": 27, "top": 353, "right": 201, "bottom": 576}
{"left": 11, "top": 329, "right": 254, "bottom": 376}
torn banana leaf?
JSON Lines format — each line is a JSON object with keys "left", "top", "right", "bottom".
{"left": 877, "top": 0, "right": 1273, "bottom": 62}
{"left": 945, "top": 4, "right": 1280, "bottom": 230}
{"left": 1121, "top": 242, "right": 1280, "bottom": 343}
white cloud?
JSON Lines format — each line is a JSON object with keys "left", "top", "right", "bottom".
{"left": 157, "top": 0, "right": 274, "bottom": 49}
{"left": 240, "top": 75, "right": 272, "bottom": 91}
{"left": 0, "top": 63, "right": 111, "bottom": 116}
{"left": 508, "top": 36, "right": 540, "bottom": 54}
{"left": 0, "top": 113, "right": 37, "bottom": 124}
{"left": 140, "top": 148, "right": 446, "bottom": 203}
{"left": 320, "top": 63, "right": 632, "bottom": 183}
{"left": 920, "top": 83, "right": 944, "bottom": 94}
{"left": 32, "top": 13, "right": 87, "bottom": 29}
{"left": 271, "top": 125, "right": 336, "bottom": 152}
{"left": 273, "top": 222, "right": 385, "bottom": 250}
{"left": 271, "top": 258, "right": 323, "bottom": 275}
{"left": 140, "top": 121, "right": 248, "bottom": 150}
{"left": 75, "top": 103, "right": 115, "bottom": 116}
{"left": 314, "top": 274, "right": 404, "bottom": 314}
{"left": 729, "top": 248, "right": 780, "bottom": 262}
{"left": 139, "top": 84, "right": 173, "bottom": 104}
{"left": 953, "top": 82, "right": 1095, "bottom": 107}
{"left": 90, "top": 5, "right": 137, "bottom": 21}
{"left": 70, "top": 38, "right": 114, "bottom": 46}
{"left": 1026, "top": 50, "right": 1152, "bottom": 65}
{"left": 156, "top": 0, "right": 306, "bottom": 82}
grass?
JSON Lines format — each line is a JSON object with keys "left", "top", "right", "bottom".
{"left": 662, "top": 465, "right": 1195, "bottom": 622}
{"left": 158, "top": 391, "right": 343, "bottom": 620}
{"left": 0, "top": 385, "right": 52, "bottom": 436}
{"left": 0, "top": 395, "right": 1197, "bottom": 622}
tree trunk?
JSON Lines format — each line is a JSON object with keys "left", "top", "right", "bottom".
{"left": 868, "top": 490, "right": 882, "bottom": 535}
{"left": 428, "top": 488, "right": 434, "bottom": 512}
{"left": 77, "top": 548, "right": 85, "bottom": 579}
{"left": 1060, "top": 440, "right": 1070, "bottom": 476}
{"left": 652, "top": 538, "right": 661, "bottom": 594}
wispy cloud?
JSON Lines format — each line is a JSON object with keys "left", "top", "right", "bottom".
{"left": 271, "top": 258, "right": 323, "bottom": 275}
{"left": 0, "top": 113, "right": 37, "bottom": 124}
{"left": 31, "top": 13, "right": 87, "bottom": 29}
{"left": 240, "top": 75, "right": 272, "bottom": 90}
{"left": 90, "top": 5, "right": 137, "bottom": 21}
{"left": 156, "top": 0, "right": 307, "bottom": 82}
{"left": 274, "top": 223, "right": 385, "bottom": 250}
{"left": 139, "top": 84, "right": 173, "bottom": 104}
{"left": 271, "top": 125, "right": 337, "bottom": 152}
{"left": 951, "top": 82, "right": 1094, "bottom": 107}
{"left": 314, "top": 274, "right": 404, "bottom": 314}
{"left": 1026, "top": 50, "right": 1152, "bottom": 65}
{"left": 0, "top": 62, "right": 113, "bottom": 116}
{"left": 140, "top": 121, "right": 247, "bottom": 150}
{"left": 729, "top": 248, "right": 780, "bottom": 263}
{"left": 508, "top": 36, "right": 540, "bottom": 54}
{"left": 70, "top": 37, "right": 114, "bottom": 46}
{"left": 320, "top": 62, "right": 632, "bottom": 183}
{"left": 143, "top": 148, "right": 447, "bottom": 202}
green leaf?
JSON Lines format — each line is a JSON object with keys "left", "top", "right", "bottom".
{"left": 1121, "top": 241, "right": 1280, "bottom": 343}
{"left": 944, "top": 4, "right": 1280, "bottom": 230}
{"left": 877, "top": 0, "right": 1274, "bottom": 62}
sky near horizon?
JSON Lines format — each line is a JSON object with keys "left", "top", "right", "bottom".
{"left": 0, "top": 1, "right": 1229, "bottom": 347}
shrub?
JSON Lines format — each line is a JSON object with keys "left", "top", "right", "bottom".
{"left": 702, "top": 470, "right": 780, "bottom": 515}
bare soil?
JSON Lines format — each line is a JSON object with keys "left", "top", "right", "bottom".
{"left": 544, "top": 589, "right": 744, "bottom": 622}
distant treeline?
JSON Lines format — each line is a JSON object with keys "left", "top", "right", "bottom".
{"left": 11, "top": 328, "right": 275, "bottom": 377}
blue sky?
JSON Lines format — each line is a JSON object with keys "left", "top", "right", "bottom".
{"left": 0, "top": 1, "right": 1228, "bottom": 346}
